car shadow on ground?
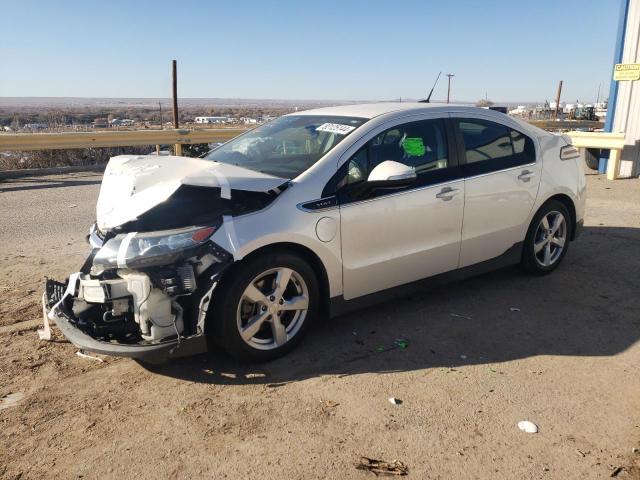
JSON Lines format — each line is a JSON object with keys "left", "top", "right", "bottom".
{"left": 146, "top": 225, "right": 640, "bottom": 385}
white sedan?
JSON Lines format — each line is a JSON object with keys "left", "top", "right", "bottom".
{"left": 43, "top": 103, "right": 586, "bottom": 363}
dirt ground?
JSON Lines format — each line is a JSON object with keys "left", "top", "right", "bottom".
{"left": 1, "top": 172, "right": 639, "bottom": 479}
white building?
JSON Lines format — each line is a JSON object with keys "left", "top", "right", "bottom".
{"left": 195, "top": 116, "right": 229, "bottom": 124}
{"left": 110, "top": 118, "right": 134, "bottom": 126}
{"left": 607, "top": 0, "right": 640, "bottom": 177}
{"left": 508, "top": 105, "right": 530, "bottom": 116}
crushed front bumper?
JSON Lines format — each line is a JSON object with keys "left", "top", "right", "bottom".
{"left": 50, "top": 308, "right": 207, "bottom": 363}
{"left": 42, "top": 275, "right": 208, "bottom": 364}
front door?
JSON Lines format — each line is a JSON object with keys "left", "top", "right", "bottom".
{"left": 336, "top": 117, "right": 465, "bottom": 300}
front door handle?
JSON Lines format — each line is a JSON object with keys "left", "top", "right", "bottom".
{"left": 435, "top": 187, "right": 459, "bottom": 201}
{"left": 518, "top": 170, "right": 535, "bottom": 182}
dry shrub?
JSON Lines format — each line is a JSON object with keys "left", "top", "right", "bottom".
{"left": 0, "top": 146, "right": 154, "bottom": 171}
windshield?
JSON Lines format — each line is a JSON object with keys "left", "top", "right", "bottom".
{"left": 204, "top": 115, "right": 367, "bottom": 178}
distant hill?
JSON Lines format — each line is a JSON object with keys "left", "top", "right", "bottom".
{"left": 0, "top": 97, "right": 367, "bottom": 110}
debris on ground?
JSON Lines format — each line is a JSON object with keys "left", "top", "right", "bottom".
{"left": 0, "top": 392, "right": 25, "bottom": 411}
{"left": 510, "top": 307, "right": 521, "bottom": 312}
{"left": 375, "top": 338, "right": 409, "bottom": 353}
{"left": 68, "top": 204, "right": 77, "bottom": 208}
{"left": 450, "top": 313, "right": 472, "bottom": 320}
{"left": 460, "top": 354, "right": 467, "bottom": 360}
{"left": 355, "top": 457, "right": 408, "bottom": 476}
{"left": 320, "top": 399, "right": 340, "bottom": 416}
{"left": 632, "top": 447, "right": 640, "bottom": 454}
{"left": 517, "top": 420, "right": 539, "bottom": 433}
{"left": 388, "top": 397, "right": 402, "bottom": 405}
{"left": 611, "top": 466, "right": 624, "bottom": 477}
{"left": 75, "top": 350, "right": 104, "bottom": 362}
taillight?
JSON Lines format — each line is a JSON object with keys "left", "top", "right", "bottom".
{"left": 560, "top": 145, "right": 580, "bottom": 161}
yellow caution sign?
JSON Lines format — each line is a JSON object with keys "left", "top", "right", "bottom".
{"left": 614, "top": 63, "right": 640, "bottom": 81}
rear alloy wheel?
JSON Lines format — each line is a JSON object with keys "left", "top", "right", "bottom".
{"left": 533, "top": 211, "right": 567, "bottom": 267}
{"left": 522, "top": 200, "right": 572, "bottom": 275}
{"left": 208, "top": 252, "right": 319, "bottom": 361}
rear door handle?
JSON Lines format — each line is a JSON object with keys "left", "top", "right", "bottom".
{"left": 518, "top": 170, "right": 535, "bottom": 182}
{"left": 435, "top": 187, "right": 459, "bottom": 201}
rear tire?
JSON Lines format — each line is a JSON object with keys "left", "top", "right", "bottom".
{"left": 584, "top": 148, "right": 600, "bottom": 171}
{"left": 521, "top": 200, "right": 572, "bottom": 275}
{"left": 206, "top": 251, "right": 319, "bottom": 362}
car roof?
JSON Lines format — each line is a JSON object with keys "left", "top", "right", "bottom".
{"left": 291, "top": 102, "right": 551, "bottom": 138}
{"left": 292, "top": 102, "right": 524, "bottom": 120}
{"left": 292, "top": 102, "right": 446, "bottom": 119}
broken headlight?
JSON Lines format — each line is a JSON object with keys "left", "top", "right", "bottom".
{"left": 93, "top": 225, "right": 217, "bottom": 270}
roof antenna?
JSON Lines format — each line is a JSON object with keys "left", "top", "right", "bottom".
{"left": 420, "top": 71, "right": 441, "bottom": 103}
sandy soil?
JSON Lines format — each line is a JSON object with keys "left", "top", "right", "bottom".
{"left": 1, "top": 173, "right": 639, "bottom": 479}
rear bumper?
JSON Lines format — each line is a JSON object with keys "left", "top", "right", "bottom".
{"left": 51, "top": 308, "right": 207, "bottom": 364}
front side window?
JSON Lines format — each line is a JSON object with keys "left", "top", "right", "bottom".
{"left": 204, "top": 115, "right": 367, "bottom": 179}
{"left": 329, "top": 118, "right": 450, "bottom": 193}
{"left": 455, "top": 119, "right": 536, "bottom": 174}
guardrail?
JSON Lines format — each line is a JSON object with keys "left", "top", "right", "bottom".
{"left": 0, "top": 128, "right": 627, "bottom": 180}
{"left": 0, "top": 128, "right": 246, "bottom": 152}
{"left": 565, "top": 131, "right": 626, "bottom": 180}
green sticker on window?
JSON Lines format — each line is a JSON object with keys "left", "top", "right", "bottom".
{"left": 402, "top": 137, "right": 425, "bottom": 157}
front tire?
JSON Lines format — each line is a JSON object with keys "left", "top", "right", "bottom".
{"left": 207, "top": 251, "right": 319, "bottom": 362}
{"left": 521, "top": 200, "right": 572, "bottom": 275}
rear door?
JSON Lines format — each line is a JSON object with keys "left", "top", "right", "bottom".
{"left": 453, "top": 116, "right": 541, "bottom": 267}
{"left": 333, "top": 116, "right": 465, "bottom": 299}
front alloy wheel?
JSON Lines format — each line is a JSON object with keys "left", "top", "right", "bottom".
{"left": 237, "top": 267, "right": 309, "bottom": 350}
{"left": 208, "top": 251, "right": 319, "bottom": 361}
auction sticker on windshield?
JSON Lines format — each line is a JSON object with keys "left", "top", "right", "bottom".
{"left": 316, "top": 123, "right": 356, "bottom": 135}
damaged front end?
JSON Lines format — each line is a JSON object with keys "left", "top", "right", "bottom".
{"left": 42, "top": 222, "right": 233, "bottom": 363}
{"left": 40, "top": 154, "right": 289, "bottom": 362}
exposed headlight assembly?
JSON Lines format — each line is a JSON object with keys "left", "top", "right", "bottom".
{"left": 93, "top": 225, "right": 217, "bottom": 270}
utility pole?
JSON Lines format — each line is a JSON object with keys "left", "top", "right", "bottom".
{"left": 553, "top": 80, "right": 563, "bottom": 121}
{"left": 446, "top": 74, "right": 455, "bottom": 104}
{"left": 156, "top": 101, "right": 163, "bottom": 155}
{"left": 172, "top": 59, "right": 182, "bottom": 156}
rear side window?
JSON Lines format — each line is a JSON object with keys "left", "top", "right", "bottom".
{"left": 455, "top": 119, "right": 535, "bottom": 175}
{"left": 458, "top": 120, "right": 513, "bottom": 163}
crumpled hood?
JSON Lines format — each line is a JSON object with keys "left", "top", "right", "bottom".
{"left": 96, "top": 155, "right": 287, "bottom": 231}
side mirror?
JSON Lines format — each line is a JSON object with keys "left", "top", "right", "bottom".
{"left": 367, "top": 160, "right": 416, "bottom": 186}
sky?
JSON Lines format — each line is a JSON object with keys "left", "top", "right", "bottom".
{"left": 0, "top": 0, "right": 622, "bottom": 103}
